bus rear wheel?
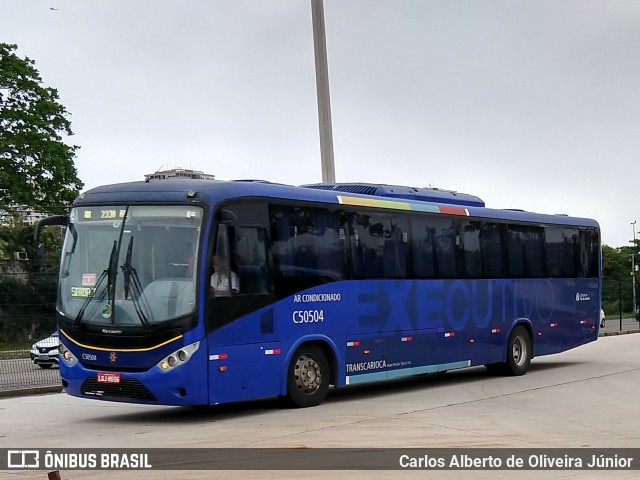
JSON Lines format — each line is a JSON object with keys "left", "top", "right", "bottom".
{"left": 286, "top": 345, "right": 330, "bottom": 408}
{"left": 486, "top": 326, "right": 532, "bottom": 376}
{"left": 507, "top": 326, "right": 532, "bottom": 375}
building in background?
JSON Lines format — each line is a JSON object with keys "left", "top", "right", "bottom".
{"left": 0, "top": 202, "right": 46, "bottom": 263}
{"left": 144, "top": 168, "right": 215, "bottom": 181}
{"left": 0, "top": 202, "right": 48, "bottom": 226}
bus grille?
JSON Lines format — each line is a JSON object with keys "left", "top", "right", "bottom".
{"left": 81, "top": 377, "right": 157, "bottom": 402}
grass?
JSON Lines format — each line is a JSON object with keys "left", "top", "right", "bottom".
{"left": 0, "top": 340, "right": 31, "bottom": 353}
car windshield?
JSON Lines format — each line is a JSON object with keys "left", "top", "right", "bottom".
{"left": 58, "top": 205, "right": 202, "bottom": 327}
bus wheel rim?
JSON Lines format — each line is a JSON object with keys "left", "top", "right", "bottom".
{"left": 294, "top": 354, "right": 321, "bottom": 394}
{"left": 513, "top": 336, "right": 525, "bottom": 366}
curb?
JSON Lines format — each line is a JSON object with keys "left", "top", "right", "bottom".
{"left": 0, "top": 385, "right": 63, "bottom": 399}
{"left": 599, "top": 330, "right": 640, "bottom": 337}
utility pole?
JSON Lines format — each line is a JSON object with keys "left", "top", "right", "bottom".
{"left": 632, "top": 221, "right": 637, "bottom": 320}
{"left": 311, "top": 0, "right": 336, "bottom": 183}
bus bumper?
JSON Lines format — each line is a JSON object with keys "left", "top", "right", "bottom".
{"left": 59, "top": 346, "right": 209, "bottom": 406}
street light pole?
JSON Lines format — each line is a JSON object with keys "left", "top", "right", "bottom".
{"left": 632, "top": 221, "right": 637, "bottom": 319}
{"left": 311, "top": 0, "right": 336, "bottom": 183}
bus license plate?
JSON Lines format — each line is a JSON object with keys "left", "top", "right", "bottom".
{"left": 97, "top": 372, "right": 121, "bottom": 384}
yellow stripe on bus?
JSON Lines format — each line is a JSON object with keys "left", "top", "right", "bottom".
{"left": 60, "top": 329, "right": 183, "bottom": 352}
{"left": 337, "top": 195, "right": 411, "bottom": 210}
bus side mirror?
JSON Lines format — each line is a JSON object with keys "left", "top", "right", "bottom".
{"left": 34, "top": 215, "right": 69, "bottom": 271}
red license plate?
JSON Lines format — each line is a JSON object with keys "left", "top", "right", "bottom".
{"left": 97, "top": 372, "right": 121, "bottom": 384}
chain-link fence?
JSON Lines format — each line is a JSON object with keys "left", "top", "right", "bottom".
{"left": 602, "top": 278, "right": 638, "bottom": 319}
{"left": 0, "top": 265, "right": 62, "bottom": 394}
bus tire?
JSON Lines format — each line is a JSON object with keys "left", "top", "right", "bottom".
{"left": 505, "top": 326, "right": 531, "bottom": 376}
{"left": 486, "top": 326, "right": 532, "bottom": 376}
{"left": 286, "top": 345, "right": 330, "bottom": 408}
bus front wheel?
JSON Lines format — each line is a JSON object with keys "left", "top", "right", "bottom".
{"left": 286, "top": 345, "right": 330, "bottom": 408}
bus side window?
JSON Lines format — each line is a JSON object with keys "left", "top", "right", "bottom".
{"left": 433, "top": 218, "right": 459, "bottom": 278}
{"left": 233, "top": 227, "right": 268, "bottom": 294}
{"left": 480, "top": 222, "right": 504, "bottom": 278}
{"left": 507, "top": 227, "right": 527, "bottom": 277}
{"left": 462, "top": 221, "right": 482, "bottom": 278}
{"left": 411, "top": 217, "right": 436, "bottom": 278}
{"left": 507, "top": 225, "right": 544, "bottom": 278}
{"left": 578, "top": 228, "right": 599, "bottom": 278}
{"left": 350, "top": 213, "right": 407, "bottom": 279}
{"left": 269, "top": 205, "right": 344, "bottom": 297}
{"left": 546, "top": 227, "right": 577, "bottom": 277}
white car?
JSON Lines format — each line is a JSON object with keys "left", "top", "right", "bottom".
{"left": 29, "top": 331, "right": 60, "bottom": 369}
{"left": 600, "top": 309, "right": 605, "bottom": 328}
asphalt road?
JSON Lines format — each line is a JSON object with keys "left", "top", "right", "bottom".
{"left": 1, "top": 334, "right": 639, "bottom": 480}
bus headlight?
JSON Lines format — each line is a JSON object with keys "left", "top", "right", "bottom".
{"left": 58, "top": 342, "right": 77, "bottom": 366}
{"left": 157, "top": 342, "right": 199, "bottom": 372}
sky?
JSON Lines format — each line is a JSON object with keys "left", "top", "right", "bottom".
{"left": 2, "top": 1, "right": 640, "bottom": 247}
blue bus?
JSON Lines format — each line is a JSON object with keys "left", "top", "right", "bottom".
{"left": 37, "top": 180, "right": 601, "bottom": 407}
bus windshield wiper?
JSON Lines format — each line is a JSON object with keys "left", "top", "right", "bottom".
{"left": 73, "top": 240, "right": 118, "bottom": 328}
{"left": 120, "top": 236, "right": 153, "bottom": 330}
{"left": 122, "top": 236, "right": 134, "bottom": 300}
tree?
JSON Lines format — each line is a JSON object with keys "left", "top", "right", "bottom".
{"left": 602, "top": 244, "right": 637, "bottom": 315}
{"left": 0, "top": 43, "right": 83, "bottom": 215}
{"left": 602, "top": 244, "right": 628, "bottom": 280}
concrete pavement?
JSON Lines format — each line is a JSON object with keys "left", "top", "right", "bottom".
{"left": 1, "top": 334, "right": 639, "bottom": 480}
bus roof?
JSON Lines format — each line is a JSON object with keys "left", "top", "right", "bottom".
{"left": 75, "top": 179, "right": 599, "bottom": 229}
{"left": 300, "top": 183, "right": 485, "bottom": 207}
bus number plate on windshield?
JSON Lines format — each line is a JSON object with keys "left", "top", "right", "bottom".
{"left": 97, "top": 372, "right": 121, "bottom": 384}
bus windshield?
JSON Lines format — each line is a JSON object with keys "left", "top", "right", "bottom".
{"left": 58, "top": 205, "right": 202, "bottom": 327}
